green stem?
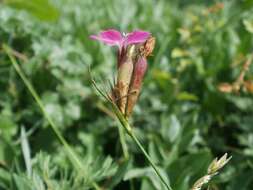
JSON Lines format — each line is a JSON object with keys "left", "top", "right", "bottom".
{"left": 3, "top": 44, "right": 101, "bottom": 190}
{"left": 130, "top": 180, "right": 135, "bottom": 190}
{"left": 90, "top": 66, "right": 173, "bottom": 190}
{"left": 118, "top": 122, "right": 129, "bottom": 159}
{"left": 129, "top": 132, "right": 172, "bottom": 190}
{"left": 111, "top": 105, "right": 173, "bottom": 190}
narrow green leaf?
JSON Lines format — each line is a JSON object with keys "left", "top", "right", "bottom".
{"left": 20, "top": 126, "right": 32, "bottom": 177}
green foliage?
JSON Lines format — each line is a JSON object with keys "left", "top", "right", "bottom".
{"left": 4, "top": 0, "right": 59, "bottom": 21}
{"left": 0, "top": 0, "right": 253, "bottom": 189}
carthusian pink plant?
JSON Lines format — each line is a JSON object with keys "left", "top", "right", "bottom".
{"left": 90, "top": 29, "right": 155, "bottom": 117}
{"left": 90, "top": 29, "right": 175, "bottom": 190}
{"left": 90, "top": 29, "right": 230, "bottom": 190}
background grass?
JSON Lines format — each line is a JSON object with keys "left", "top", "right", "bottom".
{"left": 0, "top": 0, "right": 253, "bottom": 189}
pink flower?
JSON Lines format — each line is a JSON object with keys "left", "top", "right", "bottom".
{"left": 90, "top": 29, "right": 155, "bottom": 117}
{"left": 90, "top": 29, "right": 150, "bottom": 49}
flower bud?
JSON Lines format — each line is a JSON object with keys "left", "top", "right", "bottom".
{"left": 115, "top": 45, "right": 136, "bottom": 113}
{"left": 125, "top": 57, "right": 147, "bottom": 117}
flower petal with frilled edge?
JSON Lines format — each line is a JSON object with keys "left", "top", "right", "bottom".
{"left": 125, "top": 30, "right": 150, "bottom": 45}
{"left": 90, "top": 29, "right": 123, "bottom": 46}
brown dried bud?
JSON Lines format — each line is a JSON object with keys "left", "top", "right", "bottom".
{"left": 140, "top": 36, "right": 156, "bottom": 57}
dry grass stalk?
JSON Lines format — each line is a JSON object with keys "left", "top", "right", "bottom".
{"left": 191, "top": 153, "right": 231, "bottom": 190}
{"left": 218, "top": 55, "right": 253, "bottom": 94}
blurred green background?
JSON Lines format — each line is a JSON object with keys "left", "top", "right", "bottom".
{"left": 0, "top": 0, "right": 253, "bottom": 189}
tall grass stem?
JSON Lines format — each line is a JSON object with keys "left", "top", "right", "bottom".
{"left": 3, "top": 44, "right": 101, "bottom": 190}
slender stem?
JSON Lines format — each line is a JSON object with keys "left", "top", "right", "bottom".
{"left": 110, "top": 105, "right": 173, "bottom": 190}
{"left": 92, "top": 182, "right": 102, "bottom": 190}
{"left": 96, "top": 102, "right": 129, "bottom": 160}
{"left": 129, "top": 132, "right": 172, "bottom": 190}
{"left": 90, "top": 68, "right": 173, "bottom": 190}
{"left": 3, "top": 45, "right": 101, "bottom": 190}
{"left": 118, "top": 123, "right": 129, "bottom": 159}
{"left": 130, "top": 180, "right": 135, "bottom": 190}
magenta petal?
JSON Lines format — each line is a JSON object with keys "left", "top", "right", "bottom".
{"left": 100, "top": 29, "right": 122, "bottom": 41}
{"left": 125, "top": 30, "right": 150, "bottom": 45}
{"left": 90, "top": 29, "right": 123, "bottom": 46}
